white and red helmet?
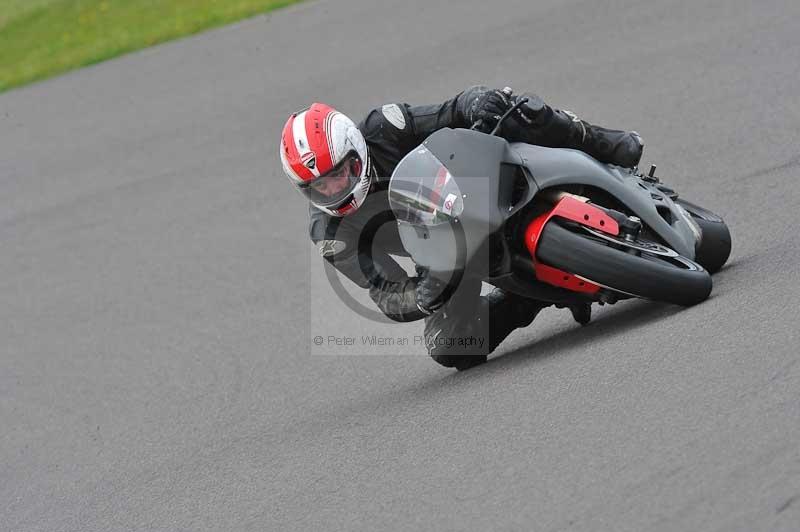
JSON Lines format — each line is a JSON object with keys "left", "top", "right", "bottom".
{"left": 280, "top": 103, "right": 371, "bottom": 216}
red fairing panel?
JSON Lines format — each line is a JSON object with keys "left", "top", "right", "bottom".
{"left": 524, "top": 195, "right": 620, "bottom": 294}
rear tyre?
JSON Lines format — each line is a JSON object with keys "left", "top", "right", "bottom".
{"left": 537, "top": 222, "right": 712, "bottom": 306}
{"left": 675, "top": 199, "right": 732, "bottom": 274}
{"left": 693, "top": 218, "right": 731, "bottom": 274}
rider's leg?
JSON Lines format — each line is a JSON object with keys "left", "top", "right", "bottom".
{"left": 510, "top": 93, "right": 644, "bottom": 168}
{"left": 423, "top": 282, "right": 550, "bottom": 370}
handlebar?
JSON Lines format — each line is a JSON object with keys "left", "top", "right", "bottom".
{"left": 488, "top": 96, "right": 529, "bottom": 136}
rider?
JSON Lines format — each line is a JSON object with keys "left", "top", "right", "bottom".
{"left": 279, "top": 86, "right": 643, "bottom": 369}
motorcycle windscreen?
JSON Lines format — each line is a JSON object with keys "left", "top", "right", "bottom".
{"left": 389, "top": 146, "right": 464, "bottom": 227}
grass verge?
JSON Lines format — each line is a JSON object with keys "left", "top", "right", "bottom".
{"left": 0, "top": 0, "right": 300, "bottom": 92}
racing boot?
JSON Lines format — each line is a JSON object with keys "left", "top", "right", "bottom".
{"left": 562, "top": 111, "right": 644, "bottom": 169}
{"left": 557, "top": 301, "right": 592, "bottom": 326}
{"left": 511, "top": 94, "right": 644, "bottom": 168}
{"left": 569, "top": 302, "right": 592, "bottom": 326}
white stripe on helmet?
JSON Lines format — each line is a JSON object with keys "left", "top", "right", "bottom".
{"left": 325, "top": 110, "right": 338, "bottom": 166}
{"left": 291, "top": 110, "right": 320, "bottom": 178}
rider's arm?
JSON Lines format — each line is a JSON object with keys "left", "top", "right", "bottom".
{"left": 404, "top": 85, "right": 493, "bottom": 142}
{"left": 366, "top": 262, "right": 428, "bottom": 322}
{"left": 309, "top": 209, "right": 426, "bottom": 322}
{"left": 322, "top": 249, "right": 427, "bottom": 323}
{"left": 405, "top": 86, "right": 576, "bottom": 150}
{"left": 359, "top": 85, "right": 495, "bottom": 153}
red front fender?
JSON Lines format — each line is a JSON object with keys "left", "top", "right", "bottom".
{"left": 524, "top": 195, "right": 620, "bottom": 294}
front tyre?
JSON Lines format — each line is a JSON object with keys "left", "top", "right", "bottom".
{"left": 537, "top": 221, "right": 712, "bottom": 306}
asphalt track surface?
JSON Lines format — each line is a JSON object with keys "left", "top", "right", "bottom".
{"left": 2, "top": 1, "right": 800, "bottom": 530}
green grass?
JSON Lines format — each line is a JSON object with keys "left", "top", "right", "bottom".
{"left": 0, "top": 0, "right": 300, "bottom": 92}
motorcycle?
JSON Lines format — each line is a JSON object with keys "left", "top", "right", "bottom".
{"left": 388, "top": 98, "right": 731, "bottom": 310}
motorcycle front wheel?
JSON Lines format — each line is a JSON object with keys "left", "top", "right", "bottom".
{"left": 536, "top": 221, "right": 713, "bottom": 306}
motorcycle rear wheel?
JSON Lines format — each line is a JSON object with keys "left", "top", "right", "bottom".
{"left": 675, "top": 199, "right": 732, "bottom": 274}
{"left": 536, "top": 221, "right": 713, "bottom": 306}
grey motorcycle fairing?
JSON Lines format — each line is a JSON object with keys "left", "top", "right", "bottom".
{"left": 392, "top": 128, "right": 528, "bottom": 274}
{"left": 510, "top": 142, "right": 698, "bottom": 258}
{"left": 390, "top": 127, "right": 700, "bottom": 283}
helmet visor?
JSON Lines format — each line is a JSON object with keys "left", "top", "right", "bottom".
{"left": 299, "top": 152, "right": 363, "bottom": 207}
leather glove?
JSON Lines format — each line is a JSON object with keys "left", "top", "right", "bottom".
{"left": 414, "top": 267, "right": 449, "bottom": 315}
{"left": 468, "top": 88, "right": 512, "bottom": 129}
